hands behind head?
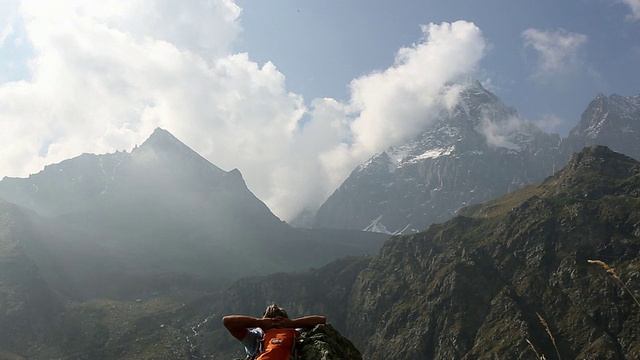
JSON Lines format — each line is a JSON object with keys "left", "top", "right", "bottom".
{"left": 260, "top": 316, "right": 293, "bottom": 330}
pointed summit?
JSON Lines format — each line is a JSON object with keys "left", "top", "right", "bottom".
{"left": 139, "top": 127, "right": 189, "bottom": 151}
{"left": 563, "top": 145, "right": 638, "bottom": 178}
{"left": 533, "top": 145, "right": 640, "bottom": 202}
{"left": 135, "top": 127, "right": 223, "bottom": 172}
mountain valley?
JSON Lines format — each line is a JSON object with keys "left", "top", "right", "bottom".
{"left": 0, "top": 85, "right": 638, "bottom": 358}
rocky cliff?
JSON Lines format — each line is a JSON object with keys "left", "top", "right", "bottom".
{"left": 299, "top": 324, "right": 362, "bottom": 360}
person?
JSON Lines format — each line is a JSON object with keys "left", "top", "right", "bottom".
{"left": 222, "top": 304, "right": 326, "bottom": 359}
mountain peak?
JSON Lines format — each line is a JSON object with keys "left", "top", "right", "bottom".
{"left": 520, "top": 145, "right": 640, "bottom": 203}
{"left": 562, "top": 145, "right": 639, "bottom": 179}
{"left": 135, "top": 127, "right": 219, "bottom": 165}
{"left": 139, "top": 128, "right": 185, "bottom": 150}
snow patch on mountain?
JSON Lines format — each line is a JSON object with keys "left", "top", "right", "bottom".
{"left": 385, "top": 142, "right": 456, "bottom": 171}
{"left": 363, "top": 215, "right": 392, "bottom": 234}
{"left": 412, "top": 147, "right": 455, "bottom": 162}
{"left": 363, "top": 215, "right": 411, "bottom": 235}
{"left": 586, "top": 117, "right": 607, "bottom": 139}
{"left": 386, "top": 145, "right": 416, "bottom": 172}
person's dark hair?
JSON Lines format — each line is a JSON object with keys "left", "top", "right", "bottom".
{"left": 263, "top": 304, "right": 289, "bottom": 318}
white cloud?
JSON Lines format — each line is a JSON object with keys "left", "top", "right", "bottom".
{"left": 0, "top": 0, "right": 276, "bottom": 190}
{"left": 346, "top": 21, "right": 485, "bottom": 158}
{"left": 623, "top": 0, "right": 640, "bottom": 20}
{"left": 21, "top": 0, "right": 242, "bottom": 58}
{"left": 478, "top": 115, "right": 526, "bottom": 150}
{"left": 533, "top": 114, "right": 566, "bottom": 134}
{"left": 522, "top": 28, "right": 588, "bottom": 79}
{"left": 0, "top": 0, "right": 486, "bottom": 222}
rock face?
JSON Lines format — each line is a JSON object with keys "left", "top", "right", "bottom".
{"left": 299, "top": 324, "right": 362, "bottom": 360}
{"left": 312, "top": 86, "right": 639, "bottom": 235}
{"left": 346, "top": 146, "right": 640, "bottom": 359}
{"left": 314, "top": 81, "right": 561, "bottom": 234}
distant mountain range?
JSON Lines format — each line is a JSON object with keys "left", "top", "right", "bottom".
{"left": 311, "top": 82, "right": 640, "bottom": 235}
{"left": 0, "top": 128, "right": 387, "bottom": 300}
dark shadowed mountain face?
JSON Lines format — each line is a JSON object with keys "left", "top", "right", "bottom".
{"left": 312, "top": 86, "right": 639, "bottom": 235}
{"left": 313, "top": 81, "right": 561, "bottom": 234}
{"left": 346, "top": 146, "right": 640, "bottom": 359}
{"left": 0, "top": 201, "right": 65, "bottom": 357}
{"left": 0, "top": 128, "right": 387, "bottom": 300}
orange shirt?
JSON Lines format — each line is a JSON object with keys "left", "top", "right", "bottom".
{"left": 258, "top": 328, "right": 300, "bottom": 360}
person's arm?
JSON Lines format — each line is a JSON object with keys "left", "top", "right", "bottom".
{"left": 222, "top": 315, "right": 274, "bottom": 340}
{"left": 283, "top": 315, "right": 327, "bottom": 330}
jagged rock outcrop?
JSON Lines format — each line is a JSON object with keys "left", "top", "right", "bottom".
{"left": 346, "top": 145, "right": 640, "bottom": 359}
{"left": 299, "top": 324, "right": 362, "bottom": 360}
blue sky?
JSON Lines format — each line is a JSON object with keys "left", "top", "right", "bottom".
{"left": 0, "top": 0, "right": 638, "bottom": 220}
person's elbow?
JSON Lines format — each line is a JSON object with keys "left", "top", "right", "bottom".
{"left": 311, "top": 315, "right": 326, "bottom": 325}
{"left": 222, "top": 316, "right": 248, "bottom": 340}
{"left": 222, "top": 315, "right": 234, "bottom": 329}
